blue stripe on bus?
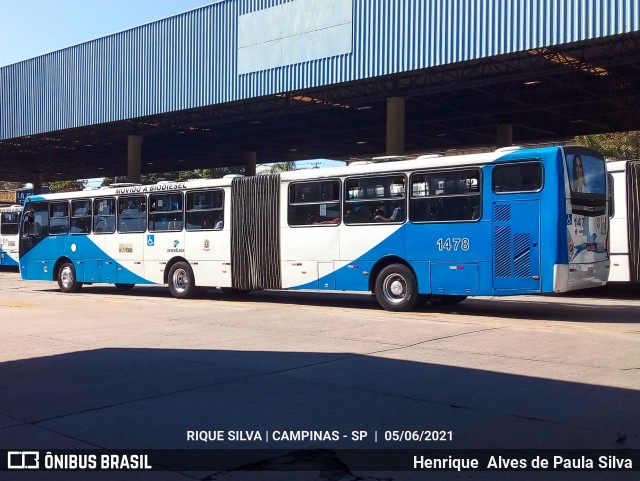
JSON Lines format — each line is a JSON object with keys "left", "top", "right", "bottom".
{"left": 20, "top": 236, "right": 153, "bottom": 285}
{"left": 0, "top": 250, "right": 19, "bottom": 267}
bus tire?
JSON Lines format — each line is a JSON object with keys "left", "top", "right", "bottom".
{"left": 429, "top": 294, "right": 467, "bottom": 305}
{"left": 57, "top": 262, "right": 83, "bottom": 293}
{"left": 374, "top": 263, "right": 419, "bottom": 312}
{"left": 168, "top": 262, "right": 197, "bottom": 299}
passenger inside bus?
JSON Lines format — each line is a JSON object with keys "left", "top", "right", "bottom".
{"left": 373, "top": 206, "right": 403, "bottom": 222}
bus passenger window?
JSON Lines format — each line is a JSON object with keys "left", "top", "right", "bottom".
{"left": 149, "top": 192, "right": 184, "bottom": 232}
{"left": 492, "top": 162, "right": 542, "bottom": 193}
{"left": 344, "top": 175, "right": 406, "bottom": 225}
{"left": 70, "top": 199, "right": 91, "bottom": 234}
{"left": 118, "top": 195, "right": 146, "bottom": 233}
{"left": 49, "top": 201, "right": 70, "bottom": 235}
{"left": 186, "top": 189, "right": 224, "bottom": 231}
{"left": 288, "top": 180, "right": 340, "bottom": 227}
{"left": 410, "top": 169, "right": 481, "bottom": 222}
{"left": 93, "top": 198, "right": 116, "bottom": 234}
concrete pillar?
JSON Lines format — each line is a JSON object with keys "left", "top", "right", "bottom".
{"left": 127, "top": 135, "right": 143, "bottom": 183}
{"left": 497, "top": 124, "right": 513, "bottom": 148}
{"left": 33, "top": 173, "right": 44, "bottom": 195}
{"left": 386, "top": 97, "right": 405, "bottom": 156}
{"left": 244, "top": 151, "right": 257, "bottom": 176}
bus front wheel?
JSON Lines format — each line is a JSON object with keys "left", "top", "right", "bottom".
{"left": 168, "top": 262, "right": 197, "bottom": 299}
{"left": 374, "top": 264, "right": 419, "bottom": 312}
{"left": 57, "top": 262, "right": 83, "bottom": 293}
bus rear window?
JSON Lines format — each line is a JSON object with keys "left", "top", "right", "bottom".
{"left": 0, "top": 212, "right": 19, "bottom": 235}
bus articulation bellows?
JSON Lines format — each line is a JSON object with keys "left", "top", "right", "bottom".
{"left": 19, "top": 146, "right": 609, "bottom": 311}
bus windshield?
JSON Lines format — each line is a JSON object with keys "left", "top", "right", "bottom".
{"left": 565, "top": 150, "right": 606, "bottom": 195}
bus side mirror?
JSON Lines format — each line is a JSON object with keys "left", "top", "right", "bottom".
{"left": 22, "top": 211, "right": 35, "bottom": 236}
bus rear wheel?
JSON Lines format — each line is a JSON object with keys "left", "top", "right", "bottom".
{"left": 168, "top": 262, "right": 197, "bottom": 299}
{"left": 57, "top": 262, "right": 83, "bottom": 293}
{"left": 375, "top": 263, "right": 419, "bottom": 312}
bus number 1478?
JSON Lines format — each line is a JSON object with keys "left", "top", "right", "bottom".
{"left": 436, "top": 238, "right": 470, "bottom": 252}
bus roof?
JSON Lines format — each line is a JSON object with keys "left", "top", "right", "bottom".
{"left": 24, "top": 145, "right": 588, "bottom": 202}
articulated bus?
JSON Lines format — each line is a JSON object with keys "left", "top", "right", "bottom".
{"left": 607, "top": 160, "right": 640, "bottom": 283}
{"left": 19, "top": 146, "right": 609, "bottom": 311}
{"left": 0, "top": 205, "right": 21, "bottom": 267}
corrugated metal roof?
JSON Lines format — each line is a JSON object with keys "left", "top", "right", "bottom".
{"left": 1, "top": 0, "right": 638, "bottom": 140}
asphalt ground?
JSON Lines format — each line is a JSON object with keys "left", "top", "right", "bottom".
{"left": 0, "top": 267, "right": 639, "bottom": 480}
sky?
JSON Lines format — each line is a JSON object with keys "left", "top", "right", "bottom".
{"left": 0, "top": 0, "right": 215, "bottom": 67}
{"left": 0, "top": 0, "right": 345, "bottom": 183}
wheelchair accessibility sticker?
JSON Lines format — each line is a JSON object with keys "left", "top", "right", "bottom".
{"left": 147, "top": 235, "right": 155, "bottom": 246}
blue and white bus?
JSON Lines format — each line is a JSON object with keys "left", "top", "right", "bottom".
{"left": 19, "top": 146, "right": 609, "bottom": 311}
{"left": 0, "top": 205, "right": 21, "bottom": 267}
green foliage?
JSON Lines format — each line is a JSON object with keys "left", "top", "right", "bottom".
{"left": 259, "top": 161, "right": 297, "bottom": 174}
{"left": 46, "top": 179, "right": 88, "bottom": 193}
{"left": 575, "top": 131, "right": 640, "bottom": 160}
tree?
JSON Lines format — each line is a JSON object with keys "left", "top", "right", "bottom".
{"left": 46, "top": 179, "right": 88, "bottom": 193}
{"left": 575, "top": 131, "right": 640, "bottom": 160}
{"left": 259, "top": 161, "right": 297, "bottom": 174}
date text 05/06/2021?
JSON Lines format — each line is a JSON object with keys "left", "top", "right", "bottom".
{"left": 186, "top": 430, "right": 453, "bottom": 443}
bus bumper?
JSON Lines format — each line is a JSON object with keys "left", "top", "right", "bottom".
{"left": 553, "top": 262, "right": 609, "bottom": 292}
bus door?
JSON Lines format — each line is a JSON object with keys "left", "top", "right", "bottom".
{"left": 89, "top": 198, "right": 118, "bottom": 283}
{"left": 491, "top": 162, "right": 542, "bottom": 292}
{"left": 108, "top": 195, "right": 147, "bottom": 284}
{"left": 146, "top": 192, "right": 185, "bottom": 285}
{"left": 280, "top": 179, "right": 341, "bottom": 290}
{"left": 20, "top": 202, "right": 51, "bottom": 280}
{"left": 184, "top": 189, "right": 230, "bottom": 287}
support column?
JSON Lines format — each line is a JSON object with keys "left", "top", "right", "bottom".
{"left": 127, "top": 135, "right": 143, "bottom": 184}
{"left": 33, "top": 173, "right": 44, "bottom": 195}
{"left": 244, "top": 151, "right": 257, "bottom": 176}
{"left": 496, "top": 124, "right": 513, "bottom": 148}
{"left": 386, "top": 97, "right": 405, "bottom": 156}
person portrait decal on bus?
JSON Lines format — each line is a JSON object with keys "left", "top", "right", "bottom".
{"left": 572, "top": 155, "right": 587, "bottom": 193}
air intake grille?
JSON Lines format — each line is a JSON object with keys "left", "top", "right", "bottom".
{"left": 513, "top": 233, "right": 531, "bottom": 278}
{"left": 494, "top": 226, "right": 511, "bottom": 278}
{"left": 494, "top": 204, "right": 511, "bottom": 222}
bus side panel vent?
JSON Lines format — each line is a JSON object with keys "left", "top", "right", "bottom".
{"left": 494, "top": 204, "right": 511, "bottom": 223}
{"left": 494, "top": 225, "right": 512, "bottom": 278}
{"left": 627, "top": 161, "right": 640, "bottom": 283}
{"left": 231, "top": 175, "right": 282, "bottom": 290}
{"left": 513, "top": 233, "right": 531, "bottom": 278}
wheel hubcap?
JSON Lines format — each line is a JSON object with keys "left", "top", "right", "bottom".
{"left": 172, "top": 268, "right": 190, "bottom": 293}
{"left": 383, "top": 274, "right": 406, "bottom": 304}
{"left": 61, "top": 267, "right": 73, "bottom": 289}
